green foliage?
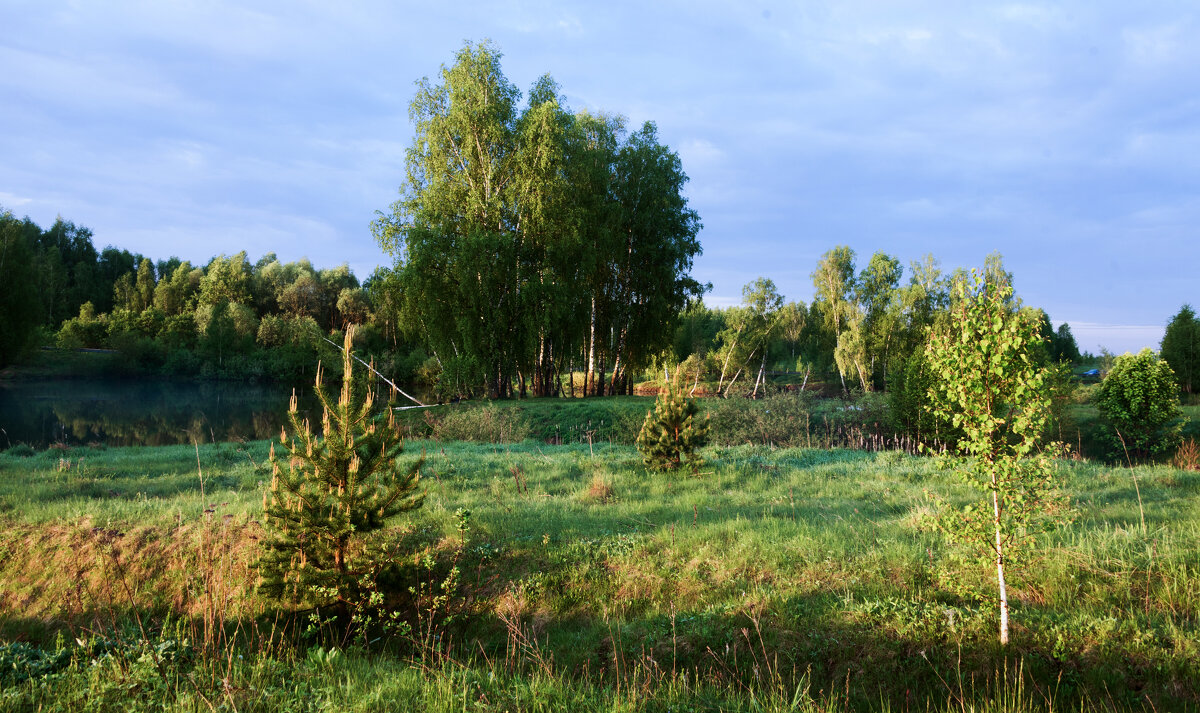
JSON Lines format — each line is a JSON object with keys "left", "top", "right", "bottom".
{"left": 887, "top": 344, "right": 954, "bottom": 444}
{"left": 6, "top": 209, "right": 429, "bottom": 383}
{"left": 714, "top": 278, "right": 783, "bottom": 397}
{"left": 1043, "top": 361, "right": 1077, "bottom": 444}
{"left": 258, "top": 327, "right": 425, "bottom": 611}
{"left": 705, "top": 394, "right": 812, "bottom": 447}
{"left": 636, "top": 386, "right": 709, "bottom": 470}
{"left": 1096, "top": 348, "right": 1186, "bottom": 462}
{"left": 1051, "top": 322, "right": 1081, "bottom": 364}
{"left": 55, "top": 302, "right": 108, "bottom": 349}
{"left": 672, "top": 298, "right": 725, "bottom": 362}
{"left": 1161, "top": 304, "right": 1200, "bottom": 395}
{"left": 923, "top": 270, "right": 1067, "bottom": 645}
{"left": 0, "top": 211, "right": 41, "bottom": 367}
{"left": 373, "top": 41, "right": 702, "bottom": 399}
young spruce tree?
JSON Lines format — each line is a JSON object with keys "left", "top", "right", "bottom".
{"left": 259, "top": 326, "right": 424, "bottom": 611}
{"left": 637, "top": 385, "right": 709, "bottom": 471}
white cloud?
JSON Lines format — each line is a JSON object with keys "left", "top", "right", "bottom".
{"left": 1122, "top": 22, "right": 1188, "bottom": 66}
{"left": 0, "top": 191, "right": 33, "bottom": 208}
{"left": 677, "top": 139, "right": 724, "bottom": 168}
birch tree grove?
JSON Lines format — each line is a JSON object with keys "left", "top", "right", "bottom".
{"left": 372, "top": 41, "right": 703, "bottom": 398}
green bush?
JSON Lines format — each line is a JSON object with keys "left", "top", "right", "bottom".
{"left": 55, "top": 303, "right": 108, "bottom": 349}
{"left": 0, "top": 641, "right": 71, "bottom": 686}
{"left": 706, "top": 394, "right": 811, "bottom": 447}
{"left": 1096, "top": 349, "right": 1186, "bottom": 462}
{"left": 4, "top": 444, "right": 35, "bottom": 458}
{"left": 428, "top": 404, "right": 531, "bottom": 443}
{"left": 1072, "top": 382, "right": 1100, "bottom": 404}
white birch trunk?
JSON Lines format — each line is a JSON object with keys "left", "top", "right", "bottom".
{"left": 993, "top": 487, "right": 1010, "bottom": 646}
{"left": 586, "top": 296, "right": 597, "bottom": 396}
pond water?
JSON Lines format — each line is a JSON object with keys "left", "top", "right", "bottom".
{"left": 0, "top": 378, "right": 425, "bottom": 450}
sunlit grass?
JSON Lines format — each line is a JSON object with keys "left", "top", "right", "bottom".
{"left": 1, "top": 439, "right": 1197, "bottom": 711}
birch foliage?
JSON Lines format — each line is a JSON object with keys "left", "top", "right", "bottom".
{"left": 923, "top": 271, "right": 1067, "bottom": 646}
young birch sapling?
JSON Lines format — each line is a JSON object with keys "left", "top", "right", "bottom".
{"left": 258, "top": 326, "right": 424, "bottom": 612}
{"left": 923, "top": 271, "right": 1067, "bottom": 646}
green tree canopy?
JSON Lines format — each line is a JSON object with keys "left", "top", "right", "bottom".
{"left": 372, "top": 41, "right": 702, "bottom": 399}
{"left": 1161, "top": 304, "right": 1199, "bottom": 394}
{"left": 0, "top": 211, "right": 41, "bottom": 366}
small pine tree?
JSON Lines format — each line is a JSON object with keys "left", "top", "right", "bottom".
{"left": 637, "top": 385, "right": 709, "bottom": 471}
{"left": 258, "top": 326, "right": 424, "bottom": 611}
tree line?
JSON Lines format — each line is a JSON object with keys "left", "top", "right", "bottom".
{"left": 0, "top": 209, "right": 428, "bottom": 381}
{"left": 0, "top": 202, "right": 1103, "bottom": 401}
{"left": 16, "top": 198, "right": 1196, "bottom": 421}
{"left": 668, "top": 249, "right": 1083, "bottom": 397}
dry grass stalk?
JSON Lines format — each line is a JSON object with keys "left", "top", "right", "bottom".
{"left": 1172, "top": 438, "right": 1199, "bottom": 471}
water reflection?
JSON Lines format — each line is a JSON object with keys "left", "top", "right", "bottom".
{"left": 0, "top": 379, "right": 349, "bottom": 449}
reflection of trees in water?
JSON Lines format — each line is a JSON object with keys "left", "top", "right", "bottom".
{"left": 0, "top": 380, "right": 324, "bottom": 448}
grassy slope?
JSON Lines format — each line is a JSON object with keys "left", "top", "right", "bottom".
{"left": 1, "top": 439, "right": 1198, "bottom": 711}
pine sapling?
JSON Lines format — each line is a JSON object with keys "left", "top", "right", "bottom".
{"left": 258, "top": 326, "right": 424, "bottom": 613}
{"left": 637, "top": 385, "right": 709, "bottom": 471}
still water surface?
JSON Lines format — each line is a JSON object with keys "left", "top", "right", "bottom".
{"left": 0, "top": 379, "right": 343, "bottom": 449}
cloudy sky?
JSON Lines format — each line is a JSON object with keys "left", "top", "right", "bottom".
{"left": 3, "top": 1, "right": 1197, "bottom": 354}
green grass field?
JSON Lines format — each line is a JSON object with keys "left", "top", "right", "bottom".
{"left": 1, "top": 437, "right": 1198, "bottom": 711}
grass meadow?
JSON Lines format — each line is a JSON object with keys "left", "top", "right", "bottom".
{"left": 0, "top": 429, "right": 1198, "bottom": 711}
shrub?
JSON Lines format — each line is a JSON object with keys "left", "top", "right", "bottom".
{"left": 1096, "top": 349, "right": 1186, "bottom": 462}
{"left": 584, "top": 473, "right": 615, "bottom": 503}
{"left": 428, "top": 403, "right": 531, "bottom": 443}
{"left": 636, "top": 386, "right": 709, "bottom": 471}
{"left": 706, "top": 394, "right": 811, "bottom": 447}
{"left": 1072, "top": 382, "right": 1100, "bottom": 404}
{"left": 56, "top": 302, "right": 108, "bottom": 349}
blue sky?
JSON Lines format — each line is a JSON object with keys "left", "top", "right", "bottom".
{"left": 2, "top": 1, "right": 1196, "bottom": 355}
